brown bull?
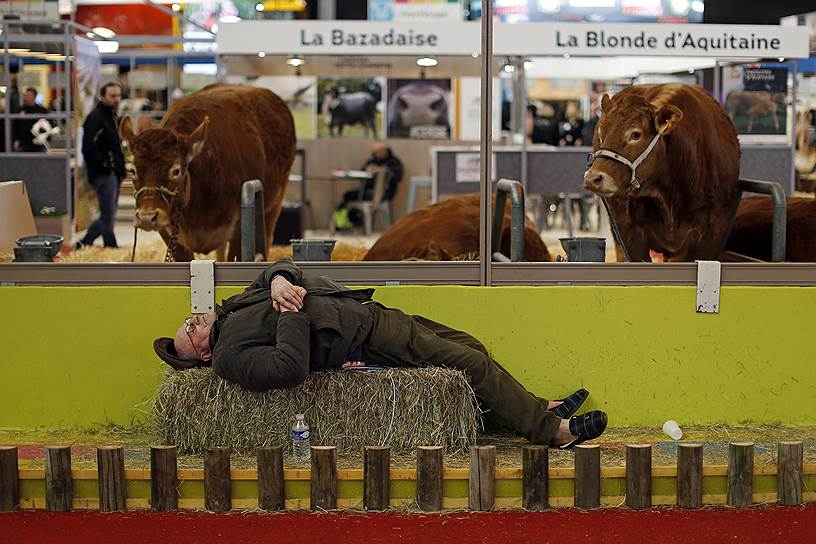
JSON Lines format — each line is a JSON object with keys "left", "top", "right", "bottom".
{"left": 120, "top": 84, "right": 296, "bottom": 261}
{"left": 726, "top": 197, "right": 816, "bottom": 262}
{"left": 363, "top": 194, "right": 552, "bottom": 262}
{"left": 584, "top": 83, "right": 741, "bottom": 262}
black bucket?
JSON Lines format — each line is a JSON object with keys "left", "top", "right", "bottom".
{"left": 291, "top": 239, "right": 336, "bottom": 262}
{"left": 559, "top": 237, "right": 606, "bottom": 262}
{"left": 14, "top": 234, "right": 64, "bottom": 262}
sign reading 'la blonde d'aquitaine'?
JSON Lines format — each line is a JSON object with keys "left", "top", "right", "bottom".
{"left": 218, "top": 21, "right": 810, "bottom": 59}
{"left": 497, "top": 23, "right": 809, "bottom": 57}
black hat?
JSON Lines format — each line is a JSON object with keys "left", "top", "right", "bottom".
{"left": 153, "top": 337, "right": 211, "bottom": 370}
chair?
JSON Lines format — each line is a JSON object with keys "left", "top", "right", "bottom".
{"left": 345, "top": 168, "right": 394, "bottom": 235}
{"left": 406, "top": 176, "right": 432, "bottom": 213}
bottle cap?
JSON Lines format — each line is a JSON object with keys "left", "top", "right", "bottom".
{"left": 295, "top": 413, "right": 305, "bottom": 420}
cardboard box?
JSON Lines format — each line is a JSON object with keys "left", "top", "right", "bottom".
{"left": 34, "top": 214, "right": 72, "bottom": 242}
{"left": 0, "top": 180, "right": 37, "bottom": 254}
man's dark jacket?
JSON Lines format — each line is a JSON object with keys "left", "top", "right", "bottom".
{"left": 362, "top": 150, "right": 403, "bottom": 201}
{"left": 82, "top": 101, "right": 126, "bottom": 180}
{"left": 209, "top": 261, "right": 375, "bottom": 391}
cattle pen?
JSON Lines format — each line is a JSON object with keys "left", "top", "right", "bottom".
{"left": 3, "top": 6, "right": 816, "bottom": 544}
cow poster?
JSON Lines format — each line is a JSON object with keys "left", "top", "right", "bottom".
{"left": 317, "top": 77, "right": 384, "bottom": 139}
{"left": 723, "top": 64, "right": 790, "bottom": 142}
{"left": 387, "top": 78, "right": 452, "bottom": 139}
{"left": 252, "top": 76, "right": 317, "bottom": 140}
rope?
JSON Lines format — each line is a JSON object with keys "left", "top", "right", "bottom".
{"left": 130, "top": 226, "right": 138, "bottom": 263}
{"left": 602, "top": 197, "right": 632, "bottom": 262}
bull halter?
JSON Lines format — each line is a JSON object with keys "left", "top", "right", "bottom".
{"left": 586, "top": 127, "right": 664, "bottom": 193}
{"left": 130, "top": 184, "right": 184, "bottom": 263}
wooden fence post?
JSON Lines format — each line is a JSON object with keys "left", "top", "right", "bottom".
{"left": 416, "top": 446, "right": 443, "bottom": 512}
{"left": 97, "top": 446, "right": 126, "bottom": 512}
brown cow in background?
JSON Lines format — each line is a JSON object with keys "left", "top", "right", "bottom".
{"left": 120, "top": 84, "right": 296, "bottom": 262}
{"left": 727, "top": 197, "right": 816, "bottom": 262}
{"left": 364, "top": 194, "right": 552, "bottom": 262}
{"left": 584, "top": 83, "right": 741, "bottom": 262}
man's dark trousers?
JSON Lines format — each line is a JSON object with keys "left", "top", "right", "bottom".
{"left": 80, "top": 172, "right": 120, "bottom": 248}
{"left": 361, "top": 303, "right": 560, "bottom": 445}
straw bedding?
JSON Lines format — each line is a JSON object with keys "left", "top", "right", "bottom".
{"left": 153, "top": 367, "right": 480, "bottom": 455}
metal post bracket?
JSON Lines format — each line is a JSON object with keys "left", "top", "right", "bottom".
{"left": 190, "top": 260, "right": 215, "bottom": 314}
{"left": 695, "top": 260, "right": 722, "bottom": 314}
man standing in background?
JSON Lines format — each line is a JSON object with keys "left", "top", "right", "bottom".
{"left": 13, "top": 87, "right": 48, "bottom": 152}
{"left": 76, "top": 82, "right": 125, "bottom": 249}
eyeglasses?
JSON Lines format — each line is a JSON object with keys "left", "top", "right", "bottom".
{"left": 184, "top": 317, "right": 202, "bottom": 360}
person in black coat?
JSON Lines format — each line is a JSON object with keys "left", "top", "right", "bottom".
{"left": 334, "top": 142, "right": 404, "bottom": 229}
{"left": 77, "top": 82, "right": 125, "bottom": 249}
{"left": 153, "top": 261, "right": 608, "bottom": 449}
{"left": 13, "top": 87, "right": 49, "bottom": 152}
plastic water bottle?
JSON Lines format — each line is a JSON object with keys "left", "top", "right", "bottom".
{"left": 292, "top": 414, "right": 311, "bottom": 461}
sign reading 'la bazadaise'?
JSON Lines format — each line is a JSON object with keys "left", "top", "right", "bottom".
{"left": 218, "top": 21, "right": 809, "bottom": 59}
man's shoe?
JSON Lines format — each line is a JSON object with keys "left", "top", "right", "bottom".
{"left": 73, "top": 241, "right": 85, "bottom": 251}
{"left": 551, "top": 388, "right": 589, "bottom": 419}
{"left": 557, "top": 410, "right": 608, "bottom": 450}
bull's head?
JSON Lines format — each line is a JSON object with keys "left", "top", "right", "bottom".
{"left": 120, "top": 116, "right": 208, "bottom": 230}
{"left": 584, "top": 93, "right": 683, "bottom": 197}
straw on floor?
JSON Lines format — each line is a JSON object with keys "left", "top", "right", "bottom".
{"left": 153, "top": 367, "right": 480, "bottom": 455}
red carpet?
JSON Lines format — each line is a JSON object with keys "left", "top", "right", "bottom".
{"left": 2, "top": 505, "right": 814, "bottom": 544}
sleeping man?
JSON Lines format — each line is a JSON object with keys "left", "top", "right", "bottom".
{"left": 154, "top": 261, "right": 607, "bottom": 449}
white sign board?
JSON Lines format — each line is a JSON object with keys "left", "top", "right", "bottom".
{"left": 459, "top": 77, "right": 501, "bottom": 141}
{"left": 219, "top": 21, "right": 479, "bottom": 56}
{"left": 369, "top": 0, "right": 462, "bottom": 22}
{"left": 495, "top": 23, "right": 809, "bottom": 58}
{"left": 218, "top": 21, "right": 810, "bottom": 59}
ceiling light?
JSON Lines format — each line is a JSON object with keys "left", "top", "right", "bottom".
{"left": 255, "top": 3, "right": 264, "bottom": 11}
{"left": 670, "top": 0, "right": 689, "bottom": 15}
{"left": 537, "top": 0, "right": 560, "bottom": 12}
{"left": 258, "top": 51, "right": 266, "bottom": 58}
{"left": 523, "top": 60, "right": 533, "bottom": 70}
{"left": 416, "top": 57, "right": 438, "bottom": 68}
{"left": 172, "top": 3, "right": 181, "bottom": 11}
{"left": 503, "top": 64, "right": 515, "bottom": 73}
{"left": 471, "top": 52, "right": 479, "bottom": 58}
{"left": 688, "top": 68, "right": 695, "bottom": 74}
{"left": 286, "top": 56, "right": 304, "bottom": 67}
{"left": 690, "top": 1, "right": 704, "bottom": 13}
{"left": 778, "top": 57, "right": 785, "bottom": 62}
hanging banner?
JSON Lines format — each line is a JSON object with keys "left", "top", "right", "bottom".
{"left": 73, "top": 36, "right": 102, "bottom": 232}
{"left": 495, "top": 23, "right": 809, "bottom": 58}
{"left": 218, "top": 21, "right": 810, "bottom": 59}
{"left": 368, "top": 0, "right": 462, "bottom": 22}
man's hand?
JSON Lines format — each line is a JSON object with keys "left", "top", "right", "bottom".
{"left": 342, "top": 361, "right": 366, "bottom": 369}
{"left": 271, "top": 275, "right": 307, "bottom": 313}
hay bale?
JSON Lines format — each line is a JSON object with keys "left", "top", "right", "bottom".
{"left": 153, "top": 367, "right": 480, "bottom": 455}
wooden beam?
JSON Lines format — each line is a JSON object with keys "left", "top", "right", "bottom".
{"left": 468, "top": 445, "right": 496, "bottom": 512}
{"left": 97, "top": 446, "right": 126, "bottom": 512}
{"left": 727, "top": 442, "right": 754, "bottom": 507}
{"left": 0, "top": 446, "right": 19, "bottom": 512}
{"left": 204, "top": 447, "right": 232, "bottom": 512}
{"left": 574, "top": 444, "right": 600, "bottom": 508}
{"left": 677, "top": 443, "right": 703, "bottom": 509}
{"left": 416, "top": 446, "right": 443, "bottom": 512}
{"left": 150, "top": 446, "right": 178, "bottom": 512}
{"left": 363, "top": 446, "right": 390, "bottom": 511}
{"left": 522, "top": 446, "right": 548, "bottom": 511}
{"left": 310, "top": 446, "right": 337, "bottom": 511}
{"left": 257, "top": 447, "right": 285, "bottom": 511}
{"left": 45, "top": 446, "right": 72, "bottom": 512}
{"left": 625, "top": 444, "right": 652, "bottom": 510}
{"left": 777, "top": 441, "right": 803, "bottom": 506}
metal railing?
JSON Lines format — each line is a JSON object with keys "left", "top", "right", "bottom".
{"left": 492, "top": 178, "right": 525, "bottom": 262}
{"left": 240, "top": 179, "right": 267, "bottom": 263}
